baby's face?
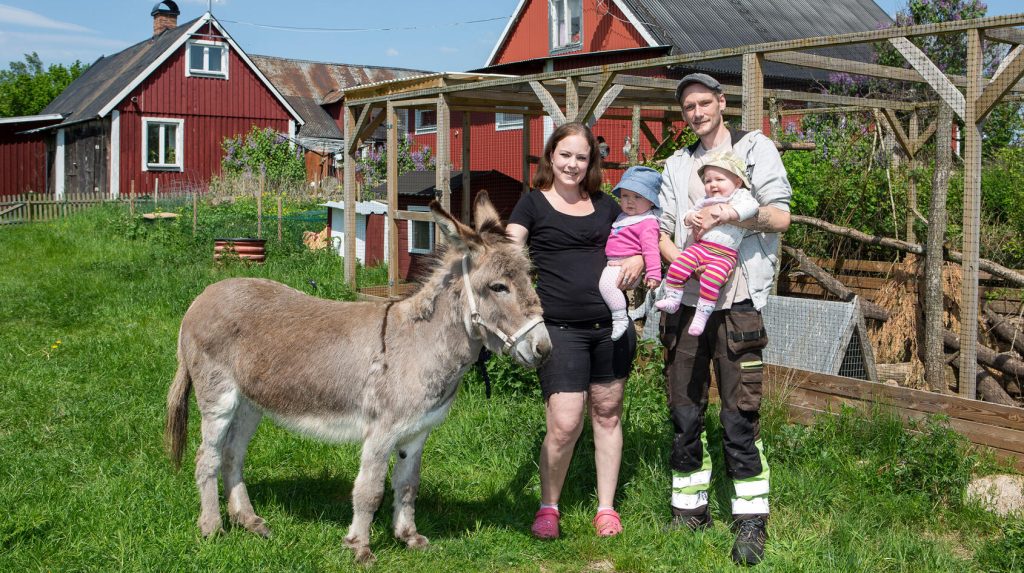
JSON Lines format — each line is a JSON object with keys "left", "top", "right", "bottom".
{"left": 619, "top": 189, "right": 654, "bottom": 216}
{"left": 702, "top": 166, "right": 742, "bottom": 198}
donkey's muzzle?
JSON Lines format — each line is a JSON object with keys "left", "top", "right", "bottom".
{"left": 512, "top": 321, "right": 552, "bottom": 368}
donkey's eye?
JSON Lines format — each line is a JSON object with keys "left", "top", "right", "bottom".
{"left": 488, "top": 283, "right": 510, "bottom": 294}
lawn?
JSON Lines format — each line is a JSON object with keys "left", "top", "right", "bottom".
{"left": 1, "top": 201, "right": 1021, "bottom": 572}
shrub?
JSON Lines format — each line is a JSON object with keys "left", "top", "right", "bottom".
{"left": 221, "top": 126, "right": 305, "bottom": 184}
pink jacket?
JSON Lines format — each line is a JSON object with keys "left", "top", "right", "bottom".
{"left": 605, "top": 213, "right": 662, "bottom": 282}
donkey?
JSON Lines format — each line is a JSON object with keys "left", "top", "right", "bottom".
{"left": 165, "top": 193, "right": 550, "bottom": 563}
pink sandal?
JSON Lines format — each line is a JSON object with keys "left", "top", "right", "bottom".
{"left": 531, "top": 507, "right": 560, "bottom": 540}
{"left": 593, "top": 509, "right": 622, "bottom": 537}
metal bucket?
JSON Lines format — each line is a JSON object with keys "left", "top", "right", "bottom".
{"left": 214, "top": 238, "right": 266, "bottom": 263}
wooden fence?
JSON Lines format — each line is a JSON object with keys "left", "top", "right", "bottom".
{"left": 0, "top": 193, "right": 112, "bottom": 225}
{"left": 778, "top": 256, "right": 1023, "bottom": 315}
{"left": 764, "top": 365, "right": 1024, "bottom": 471}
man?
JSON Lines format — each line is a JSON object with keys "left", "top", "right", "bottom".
{"left": 657, "top": 73, "right": 792, "bottom": 566}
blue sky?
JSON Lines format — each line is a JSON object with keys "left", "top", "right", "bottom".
{"left": 0, "top": 1, "right": 1020, "bottom": 72}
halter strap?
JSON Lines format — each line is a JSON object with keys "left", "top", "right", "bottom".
{"left": 461, "top": 255, "right": 544, "bottom": 354}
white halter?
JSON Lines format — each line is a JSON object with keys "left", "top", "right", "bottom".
{"left": 461, "top": 255, "right": 544, "bottom": 354}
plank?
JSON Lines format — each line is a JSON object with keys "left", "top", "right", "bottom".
{"left": 529, "top": 81, "right": 566, "bottom": 125}
{"left": 977, "top": 44, "right": 1024, "bottom": 121}
{"left": 890, "top": 37, "right": 966, "bottom": 121}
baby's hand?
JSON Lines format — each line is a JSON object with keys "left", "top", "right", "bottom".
{"left": 645, "top": 278, "right": 660, "bottom": 290}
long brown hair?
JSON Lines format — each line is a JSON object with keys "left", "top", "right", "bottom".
{"left": 531, "top": 122, "right": 603, "bottom": 198}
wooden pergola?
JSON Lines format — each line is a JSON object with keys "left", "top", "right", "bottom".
{"left": 340, "top": 13, "right": 1024, "bottom": 400}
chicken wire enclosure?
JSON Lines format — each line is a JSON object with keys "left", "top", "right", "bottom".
{"left": 761, "top": 295, "right": 877, "bottom": 382}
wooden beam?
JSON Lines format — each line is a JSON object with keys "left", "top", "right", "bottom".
{"left": 629, "top": 105, "right": 641, "bottom": 165}
{"left": 529, "top": 80, "right": 566, "bottom": 125}
{"left": 449, "top": 105, "right": 545, "bottom": 115}
{"left": 342, "top": 105, "right": 358, "bottom": 287}
{"left": 565, "top": 76, "right": 580, "bottom": 122}
{"left": 461, "top": 111, "right": 471, "bottom": 222}
{"left": 522, "top": 116, "right": 531, "bottom": 195}
{"left": 575, "top": 72, "right": 616, "bottom": 124}
{"left": 912, "top": 119, "right": 937, "bottom": 154}
{"left": 742, "top": 52, "right": 765, "bottom": 131}
{"left": 976, "top": 44, "right": 1024, "bottom": 121}
{"left": 586, "top": 84, "right": 625, "bottom": 125}
{"left": 985, "top": 27, "right": 1024, "bottom": 45}
{"left": 906, "top": 110, "right": 919, "bottom": 244}
{"left": 355, "top": 107, "right": 387, "bottom": 145}
{"left": 764, "top": 88, "right": 918, "bottom": 111}
{"left": 639, "top": 121, "right": 660, "bottom": 149}
{"left": 880, "top": 108, "right": 913, "bottom": 156}
{"left": 765, "top": 50, "right": 934, "bottom": 84}
{"left": 387, "top": 101, "right": 400, "bottom": 298}
{"left": 890, "top": 37, "right": 966, "bottom": 120}
{"left": 394, "top": 209, "right": 434, "bottom": 222}
{"left": 436, "top": 95, "right": 452, "bottom": 213}
{"left": 960, "top": 28, "right": 984, "bottom": 399}
{"left": 347, "top": 104, "right": 372, "bottom": 154}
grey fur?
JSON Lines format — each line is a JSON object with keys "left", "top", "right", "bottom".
{"left": 165, "top": 193, "right": 550, "bottom": 564}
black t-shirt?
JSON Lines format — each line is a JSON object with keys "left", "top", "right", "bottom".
{"left": 509, "top": 190, "right": 621, "bottom": 322}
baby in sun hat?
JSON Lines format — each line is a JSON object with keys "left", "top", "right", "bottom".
{"left": 654, "top": 150, "right": 761, "bottom": 336}
{"left": 601, "top": 165, "right": 664, "bottom": 341}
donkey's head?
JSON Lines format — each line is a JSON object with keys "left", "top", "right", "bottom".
{"left": 430, "top": 192, "right": 551, "bottom": 368}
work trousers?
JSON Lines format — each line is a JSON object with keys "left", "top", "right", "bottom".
{"left": 660, "top": 300, "right": 770, "bottom": 518}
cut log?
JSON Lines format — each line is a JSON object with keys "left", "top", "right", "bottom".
{"left": 943, "top": 330, "right": 1024, "bottom": 379}
{"left": 977, "top": 370, "right": 1019, "bottom": 407}
{"left": 782, "top": 246, "right": 891, "bottom": 321}
{"left": 984, "top": 304, "right": 1024, "bottom": 356}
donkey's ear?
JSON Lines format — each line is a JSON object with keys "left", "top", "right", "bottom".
{"left": 430, "top": 200, "right": 481, "bottom": 254}
{"left": 473, "top": 190, "right": 506, "bottom": 238}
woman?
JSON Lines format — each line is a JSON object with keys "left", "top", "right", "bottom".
{"left": 507, "top": 122, "right": 642, "bottom": 539}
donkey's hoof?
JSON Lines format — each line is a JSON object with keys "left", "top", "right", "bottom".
{"left": 199, "top": 516, "right": 224, "bottom": 538}
{"left": 404, "top": 533, "right": 429, "bottom": 549}
{"left": 233, "top": 514, "right": 272, "bottom": 538}
{"left": 344, "top": 534, "right": 375, "bottom": 565}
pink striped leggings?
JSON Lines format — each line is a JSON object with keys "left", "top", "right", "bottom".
{"left": 665, "top": 241, "right": 738, "bottom": 301}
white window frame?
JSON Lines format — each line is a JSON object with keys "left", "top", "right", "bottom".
{"left": 186, "top": 39, "right": 229, "bottom": 79}
{"left": 142, "top": 117, "right": 184, "bottom": 172}
{"left": 495, "top": 108, "right": 525, "bottom": 131}
{"left": 407, "top": 205, "right": 434, "bottom": 254}
{"left": 549, "top": 0, "right": 583, "bottom": 54}
{"left": 415, "top": 109, "right": 437, "bottom": 135}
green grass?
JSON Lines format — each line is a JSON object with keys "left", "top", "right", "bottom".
{"left": 1, "top": 202, "right": 1022, "bottom": 572}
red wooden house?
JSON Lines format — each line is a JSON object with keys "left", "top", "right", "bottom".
{"left": 403, "top": 0, "right": 892, "bottom": 184}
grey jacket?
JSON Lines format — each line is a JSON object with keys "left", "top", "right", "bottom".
{"left": 658, "top": 128, "right": 792, "bottom": 310}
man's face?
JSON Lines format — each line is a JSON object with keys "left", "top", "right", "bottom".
{"left": 679, "top": 85, "right": 726, "bottom": 139}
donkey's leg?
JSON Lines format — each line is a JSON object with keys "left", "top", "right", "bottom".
{"left": 222, "top": 399, "right": 270, "bottom": 538}
{"left": 194, "top": 388, "right": 239, "bottom": 537}
{"left": 343, "top": 434, "right": 395, "bottom": 564}
{"left": 391, "top": 430, "right": 430, "bottom": 549}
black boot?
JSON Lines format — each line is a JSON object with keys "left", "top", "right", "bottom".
{"left": 665, "top": 506, "right": 712, "bottom": 532}
{"left": 731, "top": 515, "right": 767, "bottom": 565}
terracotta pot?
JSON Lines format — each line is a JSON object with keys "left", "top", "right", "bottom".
{"left": 214, "top": 238, "right": 266, "bottom": 263}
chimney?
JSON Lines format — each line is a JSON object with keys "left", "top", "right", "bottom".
{"left": 151, "top": 1, "right": 181, "bottom": 37}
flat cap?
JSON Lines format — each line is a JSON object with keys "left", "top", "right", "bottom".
{"left": 674, "top": 73, "right": 723, "bottom": 102}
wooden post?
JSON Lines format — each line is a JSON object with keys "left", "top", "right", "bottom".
{"left": 343, "top": 104, "right": 358, "bottom": 286}
{"left": 153, "top": 178, "right": 159, "bottom": 212}
{"left": 461, "top": 111, "right": 471, "bottom": 222}
{"left": 742, "top": 53, "right": 765, "bottom": 132}
{"left": 387, "top": 101, "right": 400, "bottom": 298}
{"left": 277, "top": 195, "right": 283, "bottom": 242}
{"left": 129, "top": 180, "right": 135, "bottom": 217}
{"left": 436, "top": 95, "right": 452, "bottom": 213}
{"left": 906, "top": 110, "right": 919, "bottom": 244}
{"left": 522, "top": 115, "right": 531, "bottom": 195}
{"left": 630, "top": 105, "right": 641, "bottom": 165}
{"left": 565, "top": 76, "right": 580, "bottom": 122}
{"left": 959, "top": 28, "right": 984, "bottom": 398}
{"left": 192, "top": 192, "right": 198, "bottom": 236}
{"left": 257, "top": 172, "right": 264, "bottom": 239}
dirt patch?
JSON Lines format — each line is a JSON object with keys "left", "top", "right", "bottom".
{"left": 966, "top": 474, "right": 1024, "bottom": 517}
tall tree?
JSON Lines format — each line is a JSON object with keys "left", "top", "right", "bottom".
{"left": 0, "top": 53, "right": 87, "bottom": 117}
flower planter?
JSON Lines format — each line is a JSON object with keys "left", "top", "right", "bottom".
{"left": 214, "top": 238, "right": 266, "bottom": 263}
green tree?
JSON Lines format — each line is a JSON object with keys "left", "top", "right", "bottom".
{"left": 0, "top": 52, "right": 87, "bottom": 117}
{"left": 221, "top": 126, "right": 306, "bottom": 184}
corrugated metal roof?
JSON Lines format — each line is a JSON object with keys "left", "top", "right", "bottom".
{"left": 42, "top": 17, "right": 199, "bottom": 124}
{"left": 250, "top": 55, "right": 428, "bottom": 139}
{"left": 365, "top": 169, "right": 520, "bottom": 198}
{"left": 621, "top": 0, "right": 893, "bottom": 83}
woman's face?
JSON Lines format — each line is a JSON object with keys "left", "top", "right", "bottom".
{"left": 549, "top": 134, "right": 591, "bottom": 190}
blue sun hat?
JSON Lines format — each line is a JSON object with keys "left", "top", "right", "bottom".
{"left": 612, "top": 166, "right": 662, "bottom": 209}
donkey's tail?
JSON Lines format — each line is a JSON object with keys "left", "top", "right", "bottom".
{"left": 165, "top": 359, "right": 193, "bottom": 470}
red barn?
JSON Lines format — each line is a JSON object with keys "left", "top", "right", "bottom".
{"left": 1, "top": 2, "right": 303, "bottom": 198}
{"left": 0, "top": 114, "right": 62, "bottom": 195}
{"left": 401, "top": 0, "right": 891, "bottom": 184}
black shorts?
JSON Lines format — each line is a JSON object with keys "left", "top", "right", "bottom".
{"left": 537, "top": 320, "right": 637, "bottom": 400}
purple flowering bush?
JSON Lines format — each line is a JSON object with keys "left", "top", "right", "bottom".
{"left": 221, "top": 126, "right": 305, "bottom": 184}
{"left": 355, "top": 135, "right": 434, "bottom": 198}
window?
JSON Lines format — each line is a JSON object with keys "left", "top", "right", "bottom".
{"left": 143, "top": 118, "right": 184, "bottom": 171}
{"left": 415, "top": 109, "right": 437, "bottom": 135}
{"left": 495, "top": 109, "right": 525, "bottom": 131}
{"left": 186, "top": 39, "right": 228, "bottom": 78}
{"left": 549, "top": 0, "right": 582, "bottom": 53}
{"left": 407, "top": 205, "right": 434, "bottom": 254}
